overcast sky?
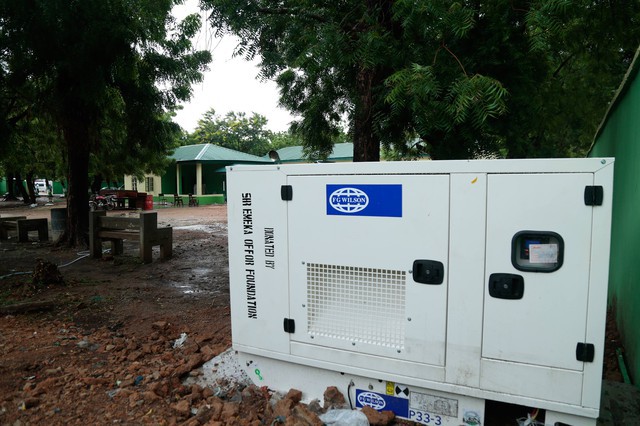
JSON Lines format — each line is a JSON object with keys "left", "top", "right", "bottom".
{"left": 171, "top": 1, "right": 295, "bottom": 133}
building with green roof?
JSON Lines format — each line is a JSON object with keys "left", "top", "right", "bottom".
{"left": 267, "top": 143, "right": 354, "bottom": 163}
{"left": 122, "top": 142, "right": 354, "bottom": 205}
{"left": 124, "top": 143, "right": 270, "bottom": 204}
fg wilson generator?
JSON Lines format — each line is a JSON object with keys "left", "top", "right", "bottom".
{"left": 226, "top": 158, "right": 614, "bottom": 426}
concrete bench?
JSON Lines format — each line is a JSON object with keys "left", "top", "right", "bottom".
{"left": 0, "top": 216, "right": 49, "bottom": 242}
{"left": 89, "top": 211, "right": 172, "bottom": 263}
{"left": 0, "top": 216, "right": 26, "bottom": 240}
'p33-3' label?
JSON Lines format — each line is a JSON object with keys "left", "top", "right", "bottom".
{"left": 409, "top": 409, "right": 442, "bottom": 425}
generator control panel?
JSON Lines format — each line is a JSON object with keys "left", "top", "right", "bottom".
{"left": 512, "top": 231, "right": 564, "bottom": 272}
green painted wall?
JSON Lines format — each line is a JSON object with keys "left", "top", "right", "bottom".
{"left": 162, "top": 166, "right": 177, "bottom": 195}
{"left": 160, "top": 163, "right": 226, "bottom": 197}
{"left": 153, "top": 194, "right": 224, "bottom": 205}
{"left": 200, "top": 194, "right": 225, "bottom": 204}
{"left": 180, "top": 163, "right": 196, "bottom": 195}
{"left": 0, "top": 178, "right": 65, "bottom": 195}
{"left": 590, "top": 64, "right": 640, "bottom": 383}
{"left": 52, "top": 181, "right": 66, "bottom": 195}
{"left": 202, "top": 170, "right": 226, "bottom": 196}
{"left": 199, "top": 166, "right": 212, "bottom": 194}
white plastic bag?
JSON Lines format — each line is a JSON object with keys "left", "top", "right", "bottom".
{"left": 319, "top": 409, "right": 369, "bottom": 426}
{"left": 173, "top": 332, "right": 187, "bottom": 348}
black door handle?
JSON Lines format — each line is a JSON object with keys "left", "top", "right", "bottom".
{"left": 413, "top": 260, "right": 444, "bottom": 285}
{"left": 488, "top": 273, "right": 524, "bottom": 299}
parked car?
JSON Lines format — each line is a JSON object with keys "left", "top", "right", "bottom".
{"left": 34, "top": 179, "right": 52, "bottom": 196}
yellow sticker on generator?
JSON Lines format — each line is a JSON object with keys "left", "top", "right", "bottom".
{"left": 386, "top": 381, "right": 395, "bottom": 395}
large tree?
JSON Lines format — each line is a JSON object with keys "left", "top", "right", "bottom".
{"left": 0, "top": 0, "right": 211, "bottom": 245}
{"left": 202, "top": 0, "right": 510, "bottom": 160}
{"left": 203, "top": 0, "right": 640, "bottom": 160}
{"left": 499, "top": 0, "right": 640, "bottom": 158}
{"left": 188, "top": 108, "right": 343, "bottom": 158}
{"left": 189, "top": 109, "right": 272, "bottom": 156}
{"left": 0, "top": 116, "right": 64, "bottom": 204}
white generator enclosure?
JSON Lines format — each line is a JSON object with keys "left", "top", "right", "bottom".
{"left": 227, "top": 158, "right": 614, "bottom": 426}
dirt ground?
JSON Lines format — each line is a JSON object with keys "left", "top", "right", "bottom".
{"left": 0, "top": 200, "right": 419, "bottom": 426}
{"left": 0, "top": 198, "right": 626, "bottom": 426}
{"left": 0, "top": 200, "right": 238, "bottom": 425}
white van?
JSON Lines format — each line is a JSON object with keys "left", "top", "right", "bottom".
{"left": 34, "top": 179, "right": 52, "bottom": 195}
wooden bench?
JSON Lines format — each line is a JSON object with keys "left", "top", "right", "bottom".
{"left": 0, "top": 216, "right": 49, "bottom": 242}
{"left": 89, "top": 211, "right": 172, "bottom": 263}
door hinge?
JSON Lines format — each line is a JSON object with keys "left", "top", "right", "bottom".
{"left": 283, "top": 318, "right": 295, "bottom": 333}
{"left": 584, "top": 186, "right": 603, "bottom": 206}
{"left": 281, "top": 185, "right": 293, "bottom": 201}
{"left": 576, "top": 342, "right": 595, "bottom": 362}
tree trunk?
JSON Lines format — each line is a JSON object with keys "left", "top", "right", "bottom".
{"left": 25, "top": 172, "right": 37, "bottom": 204}
{"left": 14, "top": 172, "right": 30, "bottom": 204}
{"left": 352, "top": 66, "right": 380, "bottom": 162}
{"left": 91, "top": 174, "right": 102, "bottom": 194}
{"left": 59, "top": 116, "right": 91, "bottom": 247}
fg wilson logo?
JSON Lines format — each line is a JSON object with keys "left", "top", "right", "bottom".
{"left": 329, "top": 187, "right": 369, "bottom": 213}
{"left": 357, "top": 392, "right": 386, "bottom": 410}
{"left": 326, "top": 184, "right": 403, "bottom": 218}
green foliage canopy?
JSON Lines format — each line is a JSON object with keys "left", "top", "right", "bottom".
{"left": 187, "top": 108, "right": 339, "bottom": 160}
{"left": 0, "top": 0, "right": 211, "bottom": 244}
{"left": 268, "top": 130, "right": 304, "bottom": 152}
{"left": 202, "top": 0, "right": 509, "bottom": 160}
{"left": 190, "top": 109, "right": 272, "bottom": 156}
{"left": 202, "top": 0, "right": 640, "bottom": 160}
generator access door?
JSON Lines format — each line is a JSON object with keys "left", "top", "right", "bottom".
{"left": 483, "top": 173, "right": 595, "bottom": 371}
{"left": 286, "top": 174, "right": 450, "bottom": 367}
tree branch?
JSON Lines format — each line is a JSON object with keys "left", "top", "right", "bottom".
{"left": 442, "top": 42, "right": 468, "bottom": 76}
{"left": 256, "top": 7, "right": 328, "bottom": 23}
{"left": 510, "top": 0, "right": 528, "bottom": 13}
{"left": 552, "top": 52, "right": 576, "bottom": 78}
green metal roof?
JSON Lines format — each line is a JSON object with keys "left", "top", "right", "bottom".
{"left": 269, "top": 143, "right": 354, "bottom": 163}
{"left": 169, "top": 143, "right": 271, "bottom": 163}
{"left": 271, "top": 145, "right": 304, "bottom": 162}
{"left": 590, "top": 45, "right": 640, "bottom": 153}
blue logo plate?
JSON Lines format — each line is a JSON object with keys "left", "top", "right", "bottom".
{"left": 355, "top": 389, "right": 409, "bottom": 417}
{"left": 326, "top": 184, "right": 402, "bottom": 217}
